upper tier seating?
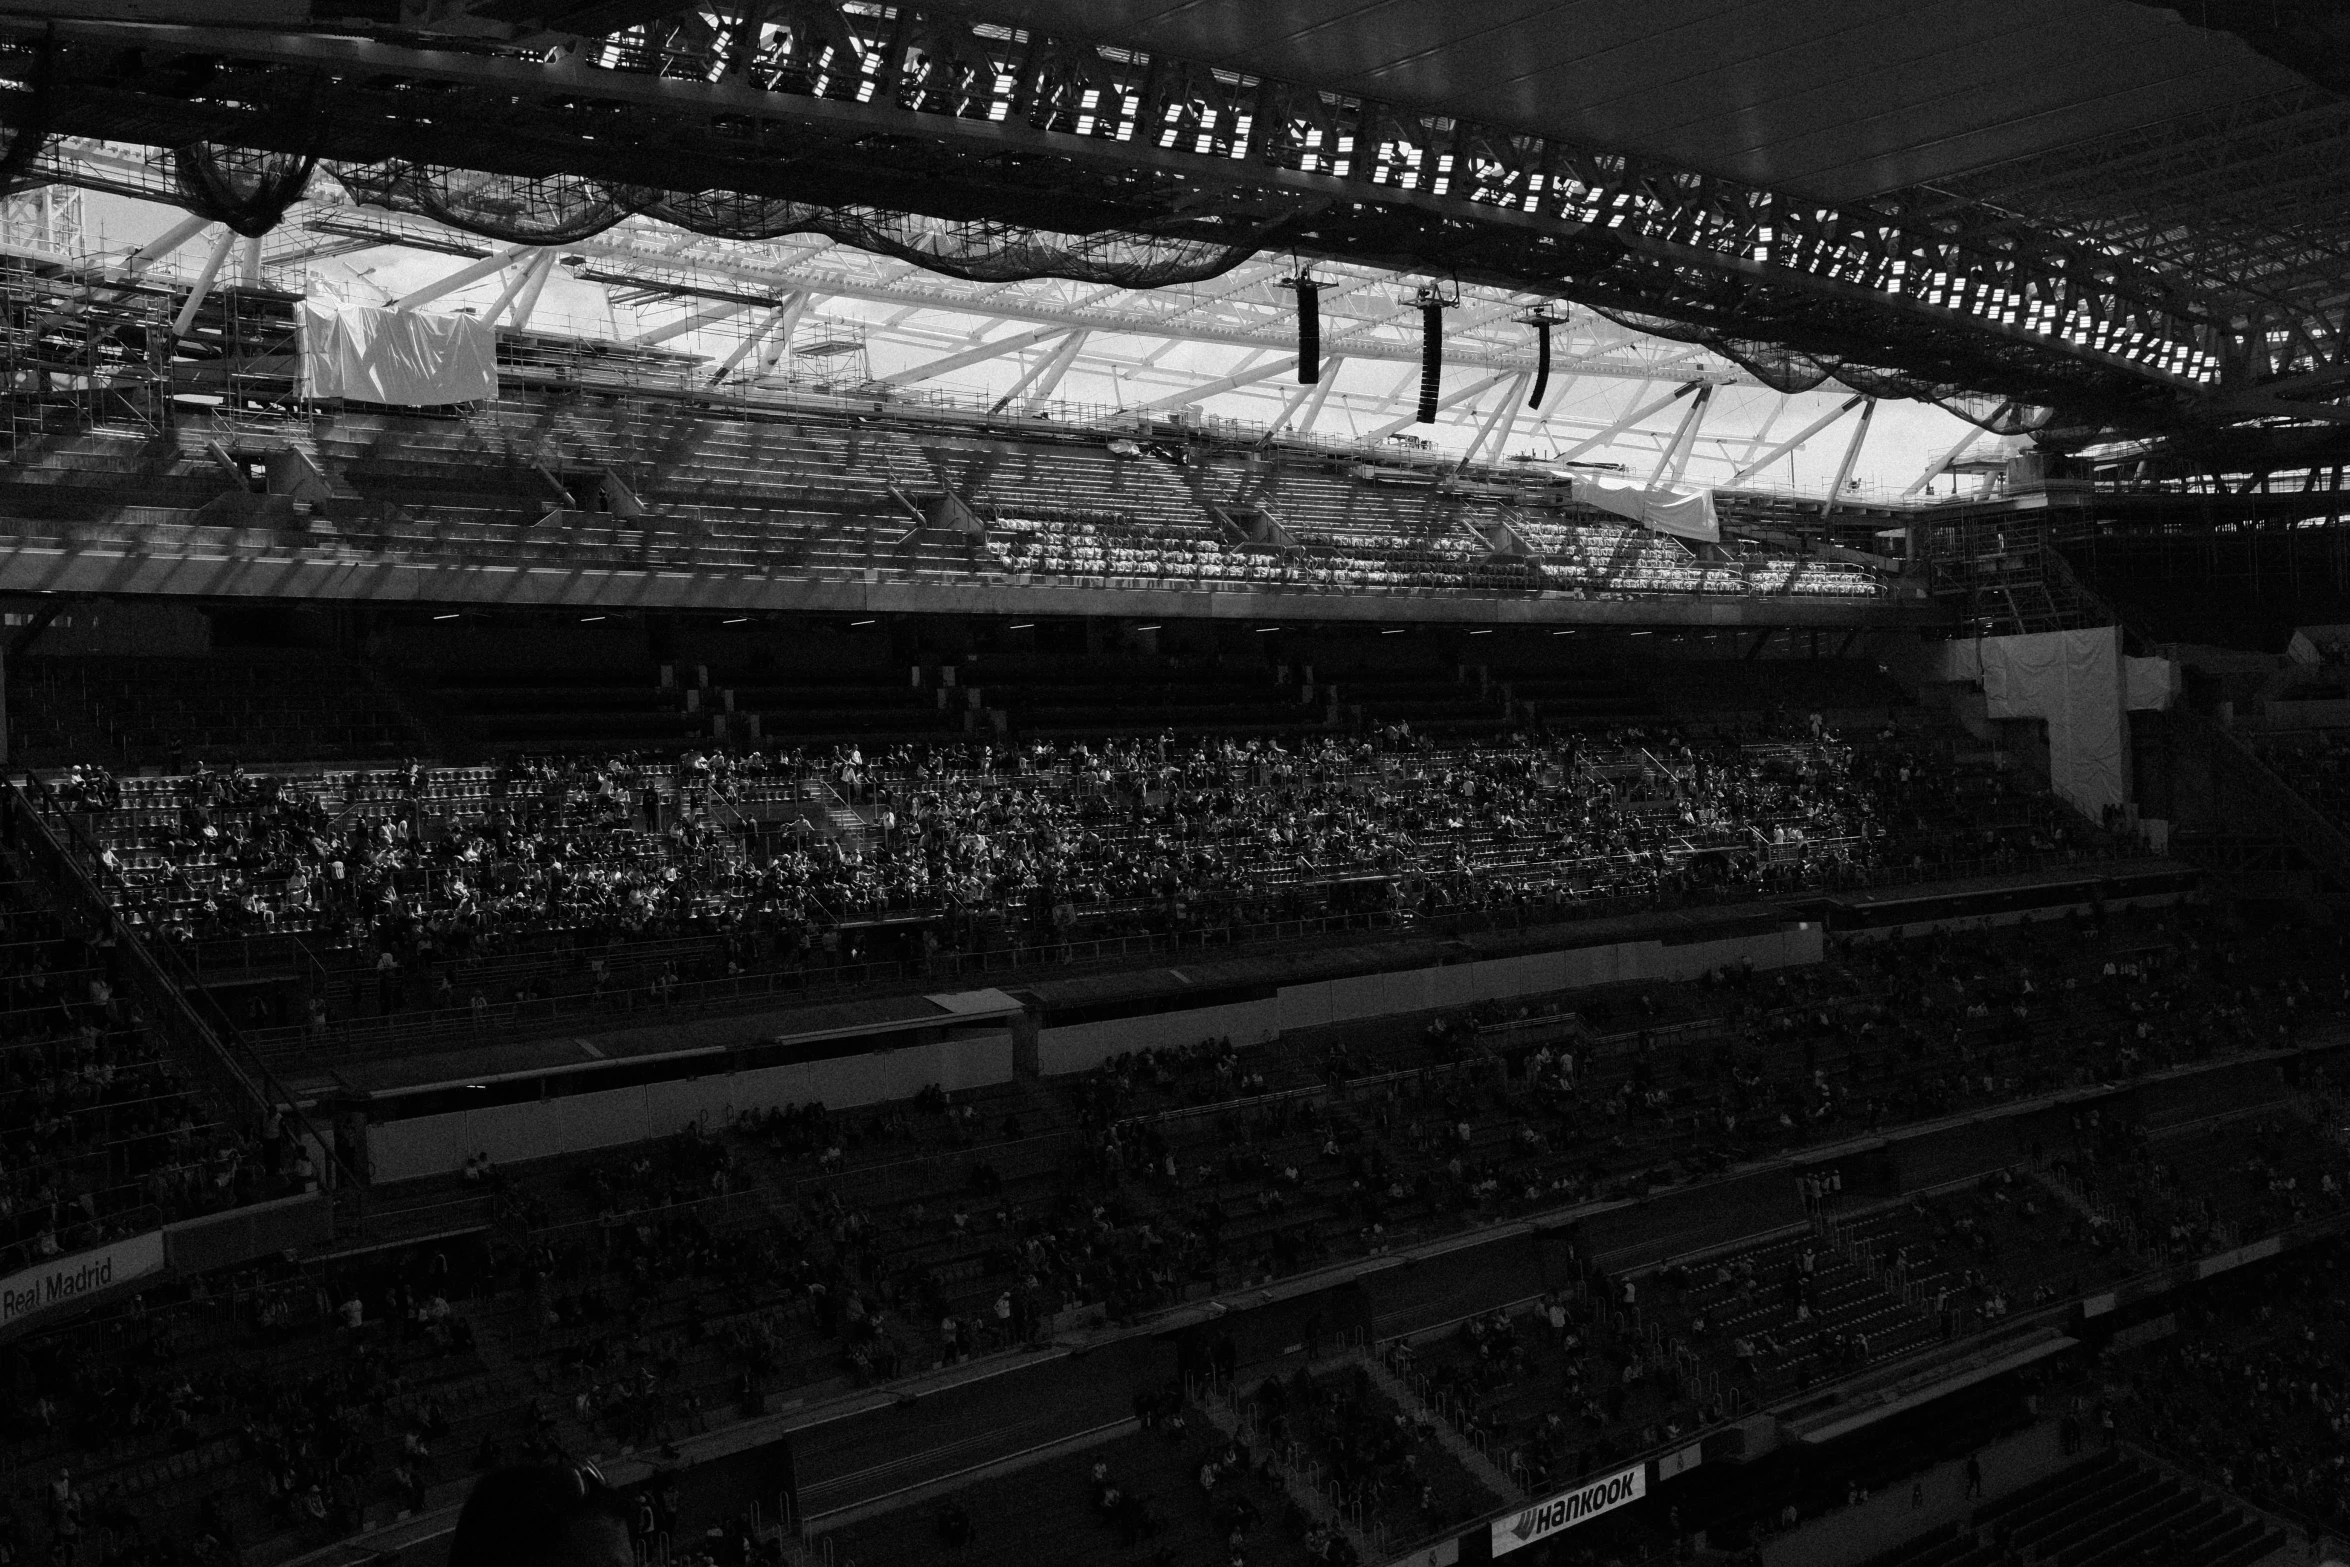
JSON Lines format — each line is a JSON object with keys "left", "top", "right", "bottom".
{"left": 0, "top": 396, "right": 1894, "bottom": 604}
{"left": 50, "top": 717, "right": 2107, "bottom": 1051}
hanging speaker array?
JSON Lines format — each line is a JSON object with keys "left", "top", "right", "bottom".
{"left": 1518, "top": 305, "right": 1564, "bottom": 410}
{"left": 1418, "top": 301, "right": 1444, "bottom": 423}
{"left": 1294, "top": 279, "right": 1321, "bottom": 384}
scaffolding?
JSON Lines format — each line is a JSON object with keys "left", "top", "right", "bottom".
{"left": 0, "top": 255, "right": 304, "bottom": 466}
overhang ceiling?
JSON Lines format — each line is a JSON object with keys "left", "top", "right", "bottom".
{"left": 977, "top": 0, "right": 2304, "bottom": 203}
{"left": 2, "top": 0, "right": 2344, "bottom": 459}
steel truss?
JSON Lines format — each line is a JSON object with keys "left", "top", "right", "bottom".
{"left": 0, "top": 2, "right": 2342, "bottom": 449}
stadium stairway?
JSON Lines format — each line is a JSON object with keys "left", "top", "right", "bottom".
{"left": 1972, "top": 1451, "right": 2287, "bottom": 1567}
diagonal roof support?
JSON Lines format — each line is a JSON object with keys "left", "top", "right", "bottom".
{"left": 877, "top": 324, "right": 1068, "bottom": 386}
{"left": 1822, "top": 398, "right": 1879, "bottom": 515}
{"left": 394, "top": 243, "right": 534, "bottom": 312}
{"left": 632, "top": 298, "right": 749, "bottom": 346}
{"left": 1550, "top": 382, "right": 1702, "bottom": 465}
{"left": 709, "top": 293, "right": 808, "bottom": 383}
{"left": 505, "top": 250, "right": 558, "bottom": 329}
{"left": 755, "top": 293, "right": 811, "bottom": 376}
{"left": 1283, "top": 357, "right": 1348, "bottom": 437}
{"left": 117, "top": 212, "right": 212, "bottom": 277}
{"left": 1457, "top": 372, "right": 1532, "bottom": 471}
{"left": 1903, "top": 413, "right": 2004, "bottom": 496}
{"left": 1367, "top": 370, "right": 1516, "bottom": 441}
{"left": 483, "top": 248, "right": 551, "bottom": 324}
{"left": 1649, "top": 383, "right": 1716, "bottom": 486}
{"left": 168, "top": 226, "right": 234, "bottom": 340}
{"left": 1727, "top": 394, "right": 1868, "bottom": 485}
{"left": 987, "top": 329, "right": 1085, "bottom": 412}
{"left": 1018, "top": 328, "right": 1088, "bottom": 410}
{"left": 1138, "top": 351, "right": 1300, "bottom": 411}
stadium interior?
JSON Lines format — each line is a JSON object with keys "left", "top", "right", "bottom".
{"left": 0, "top": 3, "right": 2343, "bottom": 1566}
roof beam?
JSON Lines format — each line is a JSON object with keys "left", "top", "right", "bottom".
{"left": 1018, "top": 329, "right": 1088, "bottom": 411}
{"left": 286, "top": 205, "right": 1758, "bottom": 386}
{"left": 168, "top": 226, "right": 234, "bottom": 340}
{"left": 393, "top": 243, "right": 533, "bottom": 312}
{"left": 875, "top": 324, "right": 1067, "bottom": 386}
{"left": 631, "top": 298, "right": 750, "bottom": 346}
{"left": 1728, "top": 394, "right": 1867, "bottom": 485}
{"left": 506, "top": 250, "right": 558, "bottom": 329}
{"left": 1457, "top": 372, "right": 1532, "bottom": 471}
{"left": 1821, "top": 399, "right": 1879, "bottom": 516}
{"left": 1550, "top": 382, "right": 1702, "bottom": 465}
{"left": 1284, "top": 358, "right": 1348, "bottom": 437}
{"left": 1903, "top": 419, "right": 1995, "bottom": 497}
{"left": 483, "top": 247, "right": 551, "bottom": 324}
{"left": 1648, "top": 384, "right": 1715, "bottom": 486}
{"left": 1366, "top": 371, "right": 1517, "bottom": 442}
{"left": 987, "top": 329, "right": 1086, "bottom": 412}
{"left": 117, "top": 212, "right": 212, "bottom": 276}
{"left": 1137, "top": 351, "right": 1300, "bottom": 411}
{"left": 709, "top": 293, "right": 806, "bottom": 383}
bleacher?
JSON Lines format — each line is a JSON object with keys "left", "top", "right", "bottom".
{"left": 1970, "top": 1453, "right": 2282, "bottom": 1567}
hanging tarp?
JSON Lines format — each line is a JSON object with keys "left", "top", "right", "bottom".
{"left": 1573, "top": 475, "right": 1721, "bottom": 543}
{"left": 2123, "top": 656, "right": 2179, "bottom": 712}
{"left": 299, "top": 302, "right": 498, "bottom": 406}
{"left": 1975, "top": 626, "right": 2128, "bottom": 818}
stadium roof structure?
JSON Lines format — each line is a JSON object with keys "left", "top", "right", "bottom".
{"left": 23, "top": 139, "right": 1907, "bottom": 494}
{"left": 0, "top": 0, "right": 2344, "bottom": 473}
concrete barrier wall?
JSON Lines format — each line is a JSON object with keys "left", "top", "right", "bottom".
{"left": 165, "top": 1192, "right": 334, "bottom": 1275}
{"left": 1363, "top": 1231, "right": 1547, "bottom": 1339}
{"left": 1891, "top": 1117, "right": 2034, "bottom": 1191}
{"left": 2137, "top": 1055, "right": 2290, "bottom": 1127}
{"left": 1035, "top": 997, "right": 1281, "bottom": 1074}
{"left": 1044, "top": 925, "right": 1823, "bottom": 1077}
{"left": 1581, "top": 1167, "right": 1806, "bottom": 1275}
{"left": 369, "top": 1031, "right": 1014, "bottom": 1182}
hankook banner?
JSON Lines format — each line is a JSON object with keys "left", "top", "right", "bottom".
{"left": 1491, "top": 1463, "right": 1647, "bottom": 1555}
{"left": 0, "top": 1232, "right": 164, "bottom": 1330}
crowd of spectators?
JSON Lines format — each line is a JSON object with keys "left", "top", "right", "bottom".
{"left": 0, "top": 891, "right": 2341, "bottom": 1565}
{"left": 484, "top": 901, "right": 2343, "bottom": 1452}
{"left": 982, "top": 514, "right": 1282, "bottom": 589}
{"left": 0, "top": 846, "right": 300, "bottom": 1278}
{"left": 2252, "top": 729, "right": 2350, "bottom": 824}
{"left": 41, "top": 716, "right": 2108, "bottom": 1050}
{"left": 2107, "top": 1236, "right": 2350, "bottom": 1544}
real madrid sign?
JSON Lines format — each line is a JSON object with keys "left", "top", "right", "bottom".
{"left": 0, "top": 1232, "right": 164, "bottom": 1330}
{"left": 1491, "top": 1462, "right": 1647, "bottom": 1555}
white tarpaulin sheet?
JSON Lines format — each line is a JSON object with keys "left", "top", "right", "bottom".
{"left": 300, "top": 302, "right": 498, "bottom": 405}
{"left": 1574, "top": 475, "right": 1721, "bottom": 543}
{"left": 1977, "top": 626, "right": 2127, "bottom": 818}
{"left": 2123, "top": 656, "right": 2179, "bottom": 712}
